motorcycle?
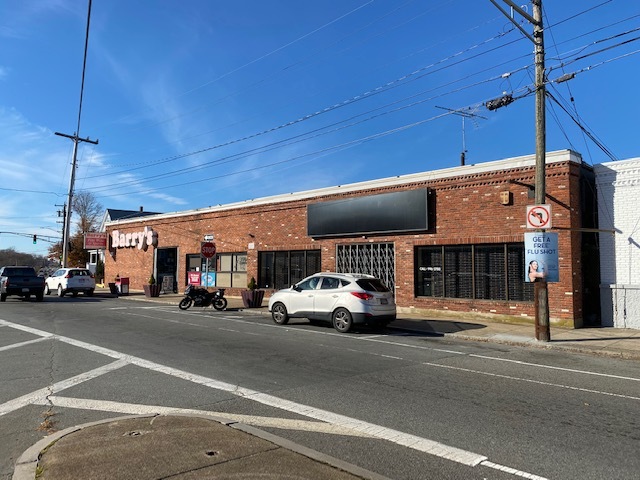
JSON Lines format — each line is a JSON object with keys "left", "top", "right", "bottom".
{"left": 178, "top": 285, "right": 227, "bottom": 311}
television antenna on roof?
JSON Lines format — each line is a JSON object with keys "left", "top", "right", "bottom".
{"left": 436, "top": 106, "right": 487, "bottom": 166}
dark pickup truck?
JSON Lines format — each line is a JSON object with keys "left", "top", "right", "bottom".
{"left": 0, "top": 266, "right": 45, "bottom": 302}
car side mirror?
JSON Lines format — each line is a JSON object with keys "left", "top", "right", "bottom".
{"left": 293, "top": 285, "right": 301, "bottom": 292}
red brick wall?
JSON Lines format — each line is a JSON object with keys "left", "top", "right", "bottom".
{"left": 105, "top": 160, "right": 588, "bottom": 327}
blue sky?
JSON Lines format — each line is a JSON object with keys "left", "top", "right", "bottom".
{"left": 1, "top": 0, "right": 638, "bottom": 256}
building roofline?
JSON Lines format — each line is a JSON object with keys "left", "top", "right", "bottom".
{"left": 107, "top": 149, "right": 581, "bottom": 226}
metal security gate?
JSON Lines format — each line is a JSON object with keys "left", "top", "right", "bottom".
{"left": 336, "top": 243, "right": 395, "bottom": 291}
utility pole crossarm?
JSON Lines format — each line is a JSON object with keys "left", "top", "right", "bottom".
{"left": 488, "top": 0, "right": 536, "bottom": 43}
{"left": 54, "top": 132, "right": 99, "bottom": 145}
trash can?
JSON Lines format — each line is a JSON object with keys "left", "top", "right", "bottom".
{"left": 116, "top": 277, "right": 129, "bottom": 295}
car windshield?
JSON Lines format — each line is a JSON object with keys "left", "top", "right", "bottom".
{"left": 356, "top": 278, "right": 390, "bottom": 292}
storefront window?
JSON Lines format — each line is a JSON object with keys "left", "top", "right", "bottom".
{"left": 415, "top": 244, "right": 533, "bottom": 301}
{"left": 216, "top": 253, "right": 247, "bottom": 288}
{"left": 258, "top": 250, "right": 321, "bottom": 289}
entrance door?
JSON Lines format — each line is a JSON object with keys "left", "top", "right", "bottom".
{"left": 156, "top": 247, "right": 178, "bottom": 293}
{"left": 336, "top": 243, "right": 395, "bottom": 290}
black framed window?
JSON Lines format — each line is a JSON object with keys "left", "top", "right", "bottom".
{"left": 474, "top": 245, "right": 506, "bottom": 300}
{"left": 416, "top": 246, "right": 443, "bottom": 297}
{"left": 415, "top": 244, "right": 533, "bottom": 301}
{"left": 258, "top": 250, "right": 321, "bottom": 289}
{"left": 445, "top": 246, "right": 473, "bottom": 299}
{"left": 508, "top": 245, "right": 534, "bottom": 302}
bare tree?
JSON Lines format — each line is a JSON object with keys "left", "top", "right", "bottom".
{"left": 73, "top": 190, "right": 103, "bottom": 233}
{"left": 48, "top": 191, "right": 104, "bottom": 266}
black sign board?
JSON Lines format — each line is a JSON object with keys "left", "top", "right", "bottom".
{"left": 307, "top": 189, "right": 428, "bottom": 237}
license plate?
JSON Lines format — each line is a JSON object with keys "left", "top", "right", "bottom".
{"left": 22, "top": 288, "right": 29, "bottom": 292}
{"left": 380, "top": 298, "right": 388, "bottom": 304}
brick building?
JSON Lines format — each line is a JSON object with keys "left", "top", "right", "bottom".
{"left": 105, "top": 149, "right": 599, "bottom": 328}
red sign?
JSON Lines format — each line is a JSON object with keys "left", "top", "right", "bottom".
{"left": 201, "top": 242, "right": 216, "bottom": 258}
{"left": 84, "top": 232, "right": 108, "bottom": 249}
{"left": 188, "top": 271, "right": 201, "bottom": 285}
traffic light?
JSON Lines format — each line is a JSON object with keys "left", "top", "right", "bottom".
{"left": 33, "top": 234, "right": 37, "bottom": 244}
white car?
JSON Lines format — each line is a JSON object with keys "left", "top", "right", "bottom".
{"left": 44, "top": 268, "right": 96, "bottom": 297}
{"left": 268, "top": 272, "right": 396, "bottom": 333}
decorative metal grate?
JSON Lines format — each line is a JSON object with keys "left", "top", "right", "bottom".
{"left": 336, "top": 243, "right": 395, "bottom": 291}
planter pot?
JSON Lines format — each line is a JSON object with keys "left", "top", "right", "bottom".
{"left": 143, "top": 284, "right": 161, "bottom": 298}
{"left": 241, "top": 289, "right": 265, "bottom": 308}
{"left": 108, "top": 283, "right": 119, "bottom": 295}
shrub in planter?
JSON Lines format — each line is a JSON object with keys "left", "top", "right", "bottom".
{"left": 241, "top": 276, "right": 264, "bottom": 308}
{"left": 143, "top": 274, "right": 161, "bottom": 297}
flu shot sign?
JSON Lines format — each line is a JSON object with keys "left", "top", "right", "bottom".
{"left": 524, "top": 232, "right": 559, "bottom": 283}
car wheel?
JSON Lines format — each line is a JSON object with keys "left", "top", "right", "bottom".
{"left": 271, "top": 302, "right": 289, "bottom": 325}
{"left": 44, "top": 284, "right": 50, "bottom": 295}
{"left": 57, "top": 285, "right": 65, "bottom": 297}
{"left": 0, "top": 293, "right": 6, "bottom": 302}
{"left": 36, "top": 293, "right": 44, "bottom": 302}
{"left": 332, "top": 308, "right": 353, "bottom": 333}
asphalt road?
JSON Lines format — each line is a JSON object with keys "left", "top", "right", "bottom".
{"left": 2, "top": 294, "right": 639, "bottom": 479}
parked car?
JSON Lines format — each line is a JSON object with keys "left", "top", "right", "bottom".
{"left": 0, "top": 266, "right": 45, "bottom": 302}
{"left": 44, "top": 268, "right": 95, "bottom": 297}
{"left": 268, "top": 272, "right": 396, "bottom": 333}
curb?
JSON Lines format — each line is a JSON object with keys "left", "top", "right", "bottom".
{"left": 13, "top": 413, "right": 391, "bottom": 480}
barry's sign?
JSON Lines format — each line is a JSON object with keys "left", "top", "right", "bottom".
{"left": 111, "top": 226, "right": 158, "bottom": 251}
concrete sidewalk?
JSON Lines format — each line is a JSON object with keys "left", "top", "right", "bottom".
{"left": 13, "top": 288, "right": 640, "bottom": 479}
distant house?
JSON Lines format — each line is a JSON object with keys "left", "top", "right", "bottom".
{"left": 87, "top": 207, "right": 161, "bottom": 278}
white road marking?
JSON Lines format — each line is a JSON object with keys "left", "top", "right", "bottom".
{"left": 481, "top": 460, "right": 548, "bottom": 480}
{"left": 0, "top": 336, "right": 51, "bottom": 352}
{"left": 0, "top": 359, "right": 127, "bottom": 416}
{"left": 37, "top": 396, "right": 375, "bottom": 437}
{"left": 422, "top": 362, "right": 640, "bottom": 401}
{"left": 0, "top": 319, "right": 549, "bottom": 478}
{"left": 469, "top": 354, "right": 640, "bottom": 382}
{"left": 0, "top": 319, "right": 488, "bottom": 468}
{"left": 211, "top": 316, "right": 640, "bottom": 383}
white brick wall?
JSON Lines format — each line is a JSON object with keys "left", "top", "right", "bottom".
{"left": 595, "top": 158, "right": 640, "bottom": 328}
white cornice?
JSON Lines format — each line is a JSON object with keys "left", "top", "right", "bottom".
{"left": 595, "top": 158, "right": 640, "bottom": 186}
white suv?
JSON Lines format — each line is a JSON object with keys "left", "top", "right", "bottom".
{"left": 268, "top": 272, "right": 396, "bottom": 333}
{"left": 44, "top": 268, "right": 96, "bottom": 297}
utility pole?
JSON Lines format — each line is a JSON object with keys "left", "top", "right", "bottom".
{"left": 490, "top": 0, "right": 549, "bottom": 341}
{"left": 532, "top": 0, "right": 550, "bottom": 342}
{"left": 55, "top": 204, "right": 66, "bottom": 264}
{"left": 55, "top": 133, "right": 98, "bottom": 267}
{"left": 55, "top": 0, "right": 97, "bottom": 268}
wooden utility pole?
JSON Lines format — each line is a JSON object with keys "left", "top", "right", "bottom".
{"left": 55, "top": 0, "right": 98, "bottom": 268}
{"left": 532, "top": 0, "right": 550, "bottom": 341}
{"left": 490, "top": 0, "right": 549, "bottom": 341}
{"left": 55, "top": 132, "right": 98, "bottom": 267}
